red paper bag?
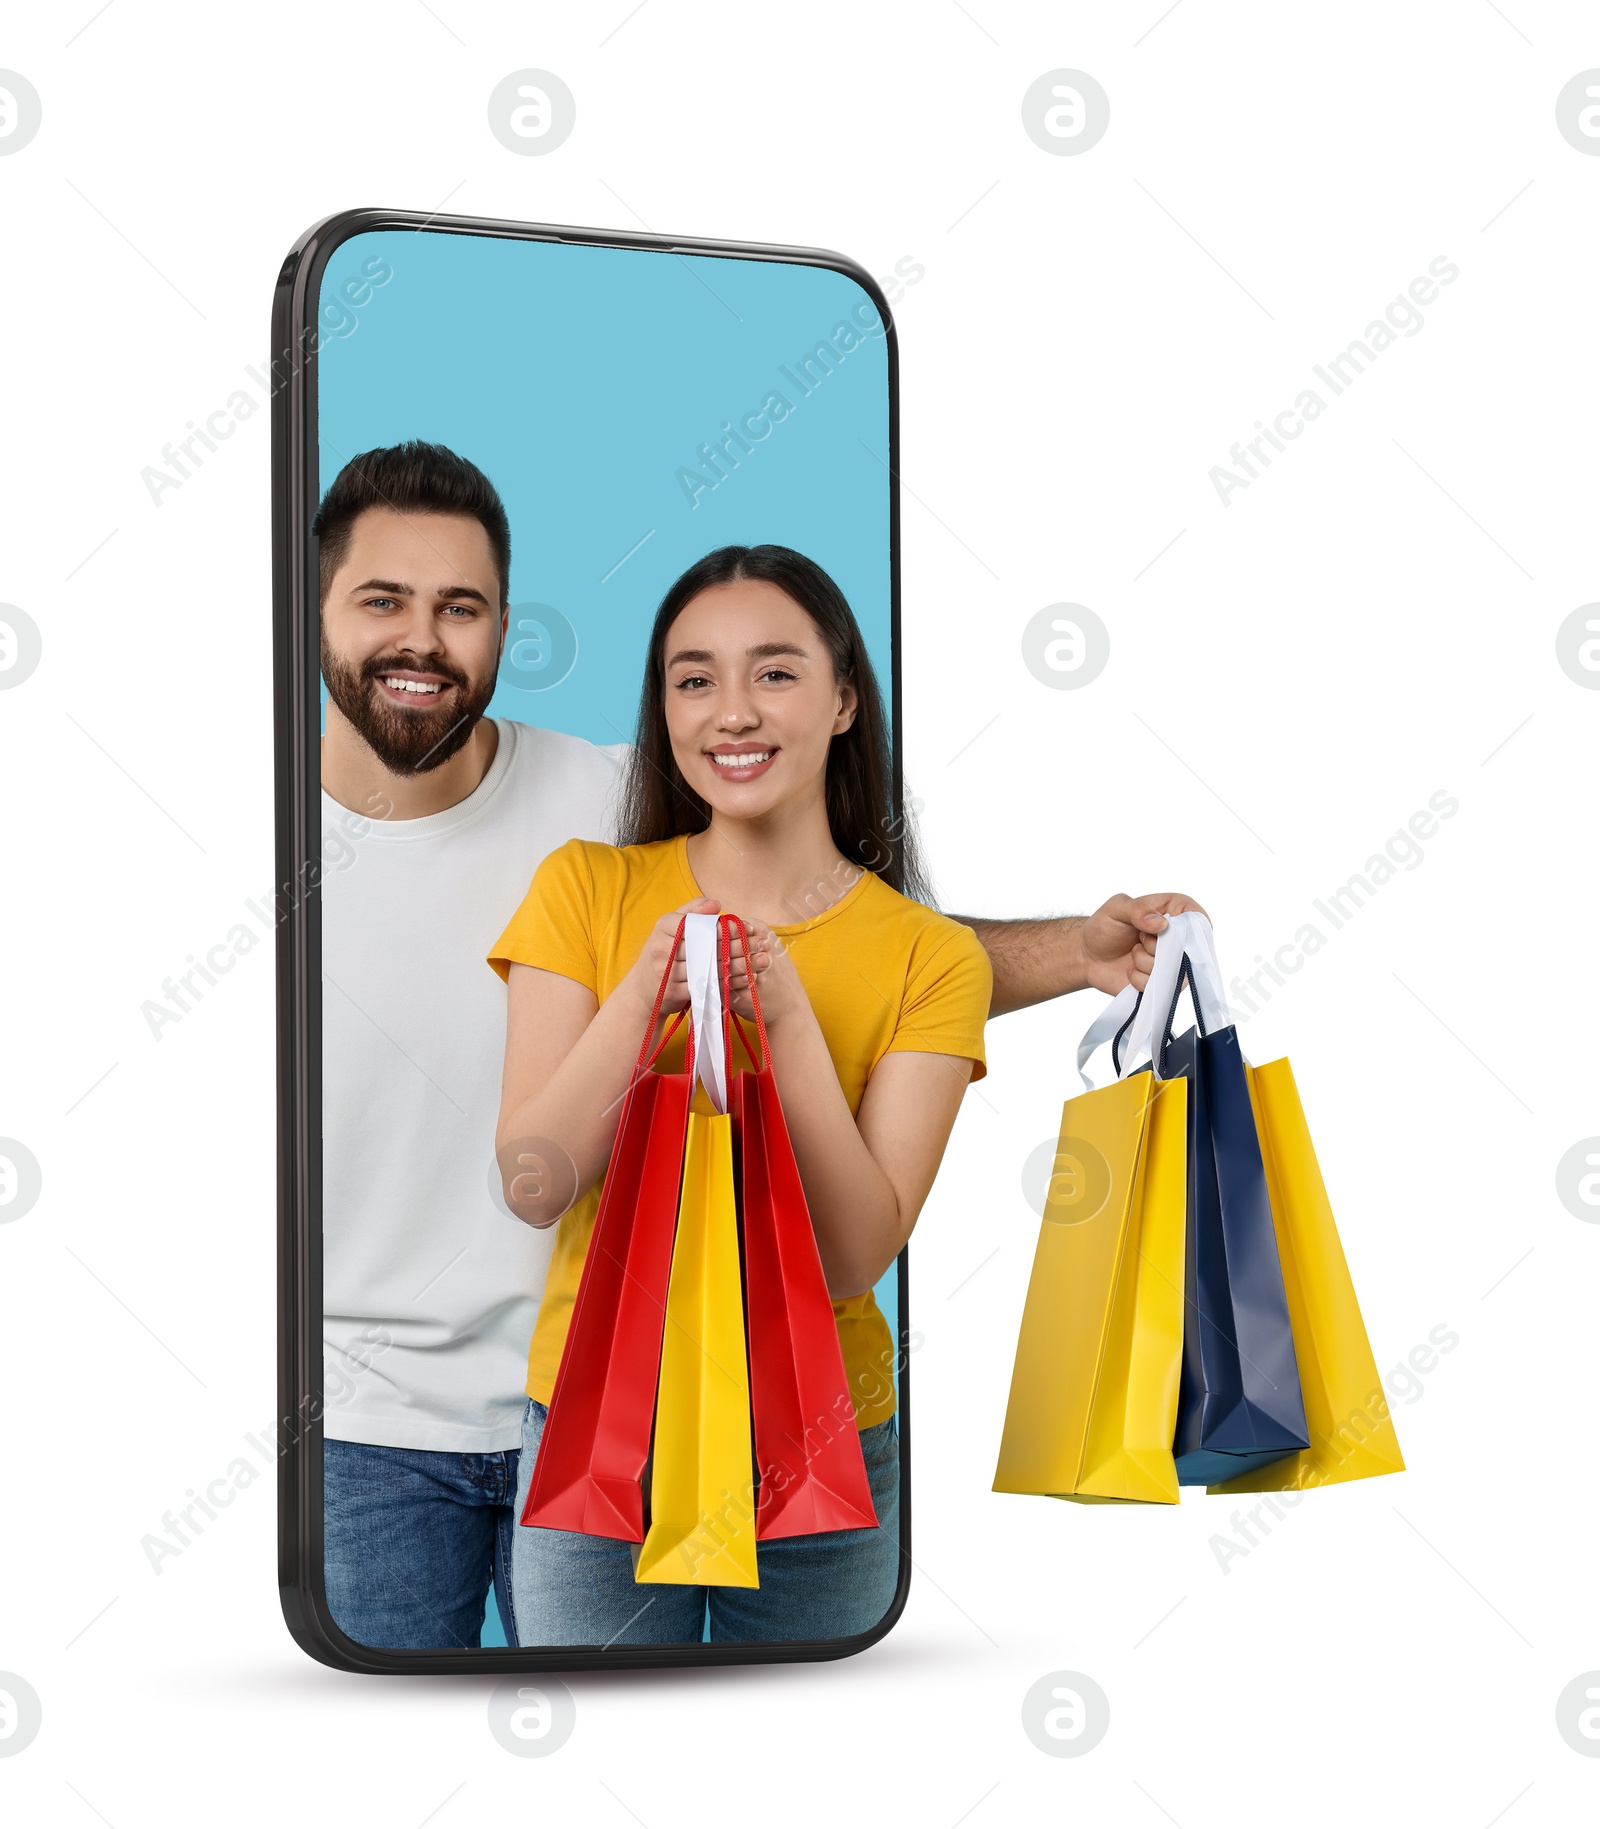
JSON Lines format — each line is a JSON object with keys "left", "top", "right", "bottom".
{"left": 520, "top": 925, "right": 694, "bottom": 1541}
{"left": 722, "top": 918, "right": 878, "bottom": 1540}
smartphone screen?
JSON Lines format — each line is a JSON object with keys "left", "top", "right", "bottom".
{"left": 273, "top": 212, "right": 907, "bottom": 1669}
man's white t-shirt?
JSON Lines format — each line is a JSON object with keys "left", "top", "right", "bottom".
{"left": 321, "top": 718, "right": 626, "bottom": 1452}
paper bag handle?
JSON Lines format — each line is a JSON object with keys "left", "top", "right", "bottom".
{"left": 1077, "top": 911, "right": 1231, "bottom": 1087}
{"left": 682, "top": 911, "right": 730, "bottom": 1113}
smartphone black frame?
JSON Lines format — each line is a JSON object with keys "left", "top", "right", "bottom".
{"left": 272, "top": 206, "right": 908, "bottom": 1673}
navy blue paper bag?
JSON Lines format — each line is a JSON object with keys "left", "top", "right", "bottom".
{"left": 1164, "top": 1017, "right": 1309, "bottom": 1485}
{"left": 1088, "top": 913, "right": 1311, "bottom": 1489}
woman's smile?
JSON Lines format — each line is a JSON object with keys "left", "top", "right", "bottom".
{"left": 704, "top": 742, "right": 780, "bottom": 782}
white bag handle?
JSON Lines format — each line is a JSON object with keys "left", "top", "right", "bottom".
{"left": 1076, "top": 911, "right": 1231, "bottom": 1088}
{"left": 683, "top": 911, "right": 728, "bottom": 1114}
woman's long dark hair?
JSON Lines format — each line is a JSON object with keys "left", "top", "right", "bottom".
{"left": 615, "top": 544, "right": 931, "bottom": 903}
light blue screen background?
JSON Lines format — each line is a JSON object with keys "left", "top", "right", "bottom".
{"left": 317, "top": 229, "right": 892, "bottom": 737}
{"left": 317, "top": 230, "right": 896, "bottom": 1644}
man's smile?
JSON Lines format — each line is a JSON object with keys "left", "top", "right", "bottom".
{"left": 372, "top": 668, "right": 455, "bottom": 706}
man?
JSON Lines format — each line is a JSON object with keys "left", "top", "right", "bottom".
{"left": 317, "top": 439, "right": 1199, "bottom": 1650}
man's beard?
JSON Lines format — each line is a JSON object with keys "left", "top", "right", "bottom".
{"left": 321, "top": 637, "right": 497, "bottom": 775}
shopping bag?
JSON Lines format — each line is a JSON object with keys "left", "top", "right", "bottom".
{"left": 723, "top": 918, "right": 878, "bottom": 1539}
{"left": 634, "top": 1106, "right": 760, "bottom": 1587}
{"left": 1119, "top": 913, "right": 1309, "bottom": 1486}
{"left": 634, "top": 917, "right": 760, "bottom": 1587}
{"left": 992, "top": 1064, "right": 1187, "bottom": 1505}
{"left": 1208, "top": 1057, "right": 1404, "bottom": 1492}
{"left": 519, "top": 923, "right": 694, "bottom": 1541}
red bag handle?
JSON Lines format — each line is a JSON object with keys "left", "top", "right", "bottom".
{"left": 718, "top": 913, "right": 770, "bottom": 1076}
{"left": 618, "top": 913, "right": 767, "bottom": 1121}
{"left": 617, "top": 918, "right": 698, "bottom": 1132}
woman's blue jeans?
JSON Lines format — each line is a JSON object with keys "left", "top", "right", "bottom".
{"left": 510, "top": 1398, "right": 902, "bottom": 1645}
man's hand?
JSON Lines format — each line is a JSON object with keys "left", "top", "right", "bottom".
{"left": 957, "top": 893, "right": 1211, "bottom": 1015}
{"left": 1079, "top": 892, "right": 1209, "bottom": 996}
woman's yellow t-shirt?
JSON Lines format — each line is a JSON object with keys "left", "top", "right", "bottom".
{"left": 488, "top": 834, "right": 992, "bottom": 1430}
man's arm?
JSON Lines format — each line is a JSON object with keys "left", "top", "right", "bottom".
{"left": 952, "top": 893, "right": 1208, "bottom": 1018}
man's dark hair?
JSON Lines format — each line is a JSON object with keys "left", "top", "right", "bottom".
{"left": 311, "top": 441, "right": 512, "bottom": 604}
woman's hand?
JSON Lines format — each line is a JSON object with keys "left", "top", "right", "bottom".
{"left": 614, "top": 902, "right": 792, "bottom": 1031}
{"left": 720, "top": 917, "right": 807, "bottom": 1030}
{"left": 617, "top": 900, "right": 717, "bottom": 1020}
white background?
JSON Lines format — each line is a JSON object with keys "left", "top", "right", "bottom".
{"left": 2, "top": 0, "right": 1597, "bottom": 1821}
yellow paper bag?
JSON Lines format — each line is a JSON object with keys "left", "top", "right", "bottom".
{"left": 1209, "top": 1058, "right": 1404, "bottom": 1493}
{"left": 635, "top": 1111, "right": 760, "bottom": 1587}
{"left": 993, "top": 1072, "right": 1187, "bottom": 1505}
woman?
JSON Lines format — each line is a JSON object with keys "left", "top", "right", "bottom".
{"left": 489, "top": 544, "right": 992, "bottom": 1645}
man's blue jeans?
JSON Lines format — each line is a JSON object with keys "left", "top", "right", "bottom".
{"left": 510, "top": 1399, "right": 902, "bottom": 1645}
{"left": 323, "top": 1438, "right": 519, "bottom": 1650}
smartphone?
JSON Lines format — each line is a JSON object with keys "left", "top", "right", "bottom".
{"left": 272, "top": 209, "right": 911, "bottom": 1671}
